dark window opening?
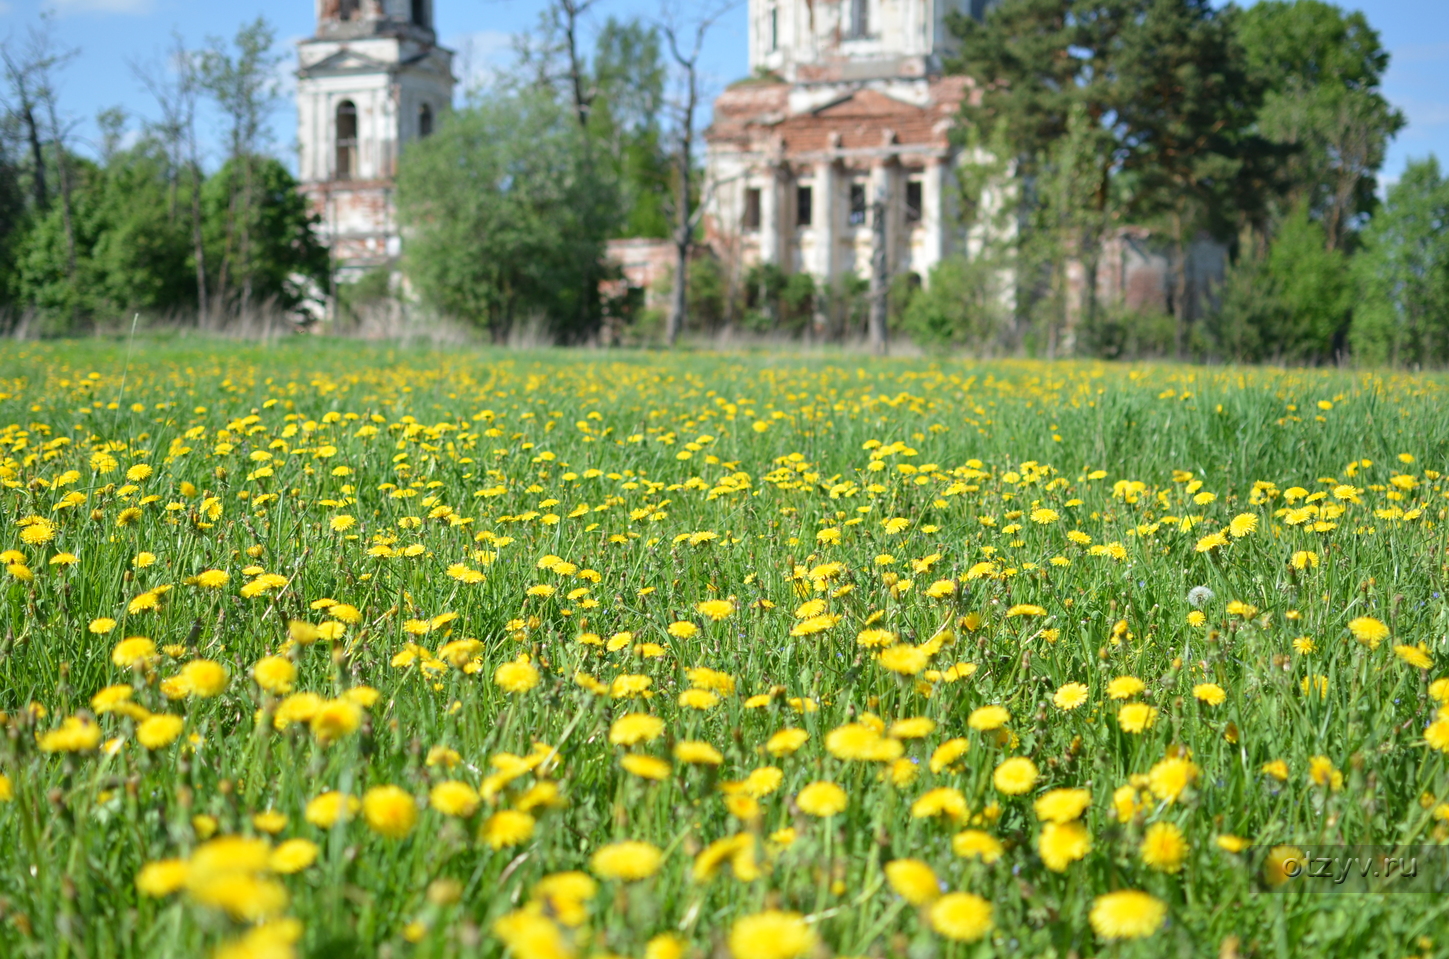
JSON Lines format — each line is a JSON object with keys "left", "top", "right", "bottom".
{"left": 850, "top": 0, "right": 869, "bottom": 38}
{"left": 418, "top": 103, "right": 434, "bottom": 138}
{"left": 796, "top": 185, "right": 812, "bottom": 227}
{"left": 336, "top": 100, "right": 358, "bottom": 180}
{"left": 743, "top": 188, "right": 762, "bottom": 232}
{"left": 770, "top": 7, "right": 778, "bottom": 51}
{"left": 339, "top": 0, "right": 360, "bottom": 21}
{"left": 848, "top": 182, "right": 867, "bottom": 226}
{"left": 411, "top": 0, "right": 428, "bottom": 27}
{"left": 905, "top": 180, "right": 923, "bottom": 224}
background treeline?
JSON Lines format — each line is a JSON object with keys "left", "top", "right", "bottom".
{"left": 2, "top": 1, "right": 1447, "bottom": 367}
{"left": 906, "top": 0, "right": 1442, "bottom": 367}
{"left": 403, "top": 0, "right": 1447, "bottom": 366}
{"left": 0, "top": 20, "right": 325, "bottom": 336}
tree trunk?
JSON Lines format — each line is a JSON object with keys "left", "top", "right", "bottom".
{"left": 666, "top": 71, "right": 695, "bottom": 348}
{"left": 667, "top": 238, "right": 688, "bottom": 346}
{"left": 561, "top": 1, "right": 592, "bottom": 129}
{"left": 21, "top": 105, "right": 46, "bottom": 210}
{"left": 867, "top": 188, "right": 889, "bottom": 354}
{"left": 238, "top": 157, "right": 256, "bottom": 319}
{"left": 1171, "top": 210, "right": 1189, "bottom": 360}
{"left": 190, "top": 161, "right": 209, "bottom": 323}
{"left": 44, "top": 96, "right": 77, "bottom": 283}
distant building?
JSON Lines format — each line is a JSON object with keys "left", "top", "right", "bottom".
{"left": 703, "top": 0, "right": 997, "bottom": 331}
{"left": 296, "top": 0, "right": 455, "bottom": 283}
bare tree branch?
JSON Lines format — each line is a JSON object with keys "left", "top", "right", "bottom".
{"left": 656, "top": 0, "right": 740, "bottom": 346}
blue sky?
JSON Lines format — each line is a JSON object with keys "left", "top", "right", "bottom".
{"left": 1, "top": 0, "right": 1444, "bottom": 185}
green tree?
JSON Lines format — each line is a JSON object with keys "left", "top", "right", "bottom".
{"left": 1206, "top": 201, "right": 1349, "bottom": 362}
{"left": 14, "top": 144, "right": 321, "bottom": 330}
{"left": 0, "top": 138, "right": 24, "bottom": 313}
{"left": 1111, "top": 0, "right": 1267, "bottom": 355}
{"left": 949, "top": 1, "right": 1122, "bottom": 354}
{"left": 953, "top": 0, "right": 1404, "bottom": 365}
{"left": 201, "top": 156, "right": 326, "bottom": 314}
{"left": 14, "top": 144, "right": 195, "bottom": 329}
{"left": 590, "top": 18, "right": 671, "bottom": 239}
{"left": 397, "top": 90, "right": 617, "bottom": 342}
{"left": 1237, "top": 0, "right": 1404, "bottom": 251}
{"left": 900, "top": 255, "right": 1007, "bottom": 352}
{"left": 950, "top": 0, "right": 1268, "bottom": 356}
{"left": 1350, "top": 157, "right": 1449, "bottom": 367}
{"left": 198, "top": 17, "right": 283, "bottom": 319}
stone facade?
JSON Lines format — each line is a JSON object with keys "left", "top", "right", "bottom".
{"left": 296, "top": 0, "right": 454, "bottom": 283}
{"left": 704, "top": 0, "right": 995, "bottom": 318}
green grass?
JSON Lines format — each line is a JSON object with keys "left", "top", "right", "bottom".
{"left": 0, "top": 340, "right": 1446, "bottom": 959}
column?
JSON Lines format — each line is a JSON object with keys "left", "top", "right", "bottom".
{"left": 921, "top": 155, "right": 947, "bottom": 279}
{"left": 871, "top": 153, "right": 899, "bottom": 278}
{"left": 814, "top": 157, "right": 836, "bottom": 286}
{"left": 760, "top": 163, "right": 780, "bottom": 267}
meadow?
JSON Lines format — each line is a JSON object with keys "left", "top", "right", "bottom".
{"left": 0, "top": 341, "right": 1447, "bottom": 959}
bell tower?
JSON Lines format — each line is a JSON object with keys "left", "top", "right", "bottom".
{"left": 296, "top": 0, "right": 454, "bottom": 282}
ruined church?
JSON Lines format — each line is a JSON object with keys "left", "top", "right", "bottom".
{"left": 296, "top": 0, "right": 455, "bottom": 283}
{"left": 701, "top": 0, "right": 995, "bottom": 311}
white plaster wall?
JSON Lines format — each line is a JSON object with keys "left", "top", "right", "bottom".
{"left": 749, "top": 0, "right": 974, "bottom": 75}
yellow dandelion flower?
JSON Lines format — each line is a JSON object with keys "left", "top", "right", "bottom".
{"left": 1038, "top": 820, "right": 1092, "bottom": 872}
{"left": 727, "top": 910, "right": 815, "bottom": 959}
{"left": 590, "top": 840, "right": 663, "bottom": 882}
{"left": 1347, "top": 616, "right": 1389, "bottom": 648}
{"left": 884, "top": 858, "right": 939, "bottom": 905}
{"left": 1089, "top": 890, "right": 1167, "bottom": 940}
{"left": 951, "top": 829, "right": 1004, "bottom": 862}
{"left": 795, "top": 781, "right": 848, "bottom": 817}
{"left": 1140, "top": 821, "right": 1188, "bottom": 872}
{"left": 992, "top": 757, "right": 1038, "bottom": 795}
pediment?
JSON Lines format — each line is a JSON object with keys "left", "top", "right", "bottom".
{"left": 300, "top": 48, "right": 393, "bottom": 76}
{"left": 810, "top": 88, "right": 926, "bottom": 119}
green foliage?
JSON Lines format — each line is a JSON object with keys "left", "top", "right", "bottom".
{"left": 0, "top": 145, "right": 28, "bottom": 311}
{"left": 900, "top": 256, "right": 1006, "bottom": 351}
{"left": 742, "top": 263, "right": 815, "bottom": 334}
{"left": 686, "top": 254, "right": 728, "bottom": 334}
{"left": 589, "top": 17, "right": 672, "bottom": 240}
{"left": 7, "top": 140, "right": 321, "bottom": 330}
{"left": 397, "top": 91, "right": 618, "bottom": 342}
{"left": 15, "top": 145, "right": 194, "bottom": 328}
{"left": 949, "top": 0, "right": 1270, "bottom": 354}
{"left": 200, "top": 156, "right": 327, "bottom": 314}
{"left": 1266, "top": 203, "right": 1351, "bottom": 358}
{"left": 1206, "top": 205, "right": 1350, "bottom": 363}
{"left": 1077, "top": 303, "right": 1178, "bottom": 360}
{"left": 335, "top": 267, "right": 395, "bottom": 326}
{"left": 1237, "top": 0, "right": 1403, "bottom": 249}
{"left": 1350, "top": 158, "right": 1449, "bottom": 367}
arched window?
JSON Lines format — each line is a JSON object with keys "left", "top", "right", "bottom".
{"left": 411, "top": 0, "right": 428, "bottom": 27}
{"left": 418, "top": 103, "right": 434, "bottom": 139}
{"left": 336, "top": 101, "right": 358, "bottom": 180}
{"left": 338, "top": 0, "right": 359, "bottom": 21}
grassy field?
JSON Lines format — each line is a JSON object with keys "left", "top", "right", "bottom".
{"left": 0, "top": 341, "right": 1447, "bottom": 959}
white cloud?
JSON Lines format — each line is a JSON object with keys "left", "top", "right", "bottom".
{"left": 49, "top": 0, "right": 154, "bottom": 14}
